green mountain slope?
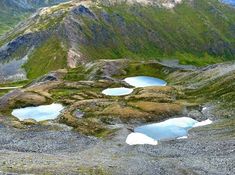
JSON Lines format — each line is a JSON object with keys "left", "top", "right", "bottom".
{"left": 0, "top": 0, "right": 69, "bottom": 35}
{"left": 0, "top": 0, "right": 235, "bottom": 81}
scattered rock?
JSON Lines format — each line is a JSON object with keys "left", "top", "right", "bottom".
{"left": 22, "top": 119, "right": 37, "bottom": 125}
{"left": 11, "top": 121, "right": 25, "bottom": 129}
{"left": 188, "top": 110, "right": 207, "bottom": 121}
{"left": 73, "top": 109, "right": 85, "bottom": 119}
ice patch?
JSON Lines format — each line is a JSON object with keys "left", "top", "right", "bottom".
{"left": 12, "top": 103, "right": 64, "bottom": 122}
{"left": 126, "top": 132, "right": 158, "bottom": 145}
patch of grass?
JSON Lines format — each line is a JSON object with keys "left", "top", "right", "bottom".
{"left": 78, "top": 166, "right": 110, "bottom": 175}
{"left": 0, "top": 89, "right": 11, "bottom": 97}
{"left": 0, "top": 11, "right": 30, "bottom": 36}
{"left": 50, "top": 88, "right": 80, "bottom": 100}
{"left": 23, "top": 35, "right": 68, "bottom": 79}
{"left": 115, "top": 62, "right": 175, "bottom": 82}
{"left": 64, "top": 66, "right": 88, "bottom": 81}
{"left": 175, "top": 52, "right": 223, "bottom": 66}
{"left": 0, "top": 80, "right": 29, "bottom": 87}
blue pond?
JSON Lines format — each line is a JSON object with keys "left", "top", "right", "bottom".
{"left": 12, "top": 103, "right": 64, "bottom": 122}
{"left": 102, "top": 87, "right": 133, "bottom": 96}
{"left": 124, "top": 76, "right": 167, "bottom": 87}
{"left": 134, "top": 117, "right": 202, "bottom": 141}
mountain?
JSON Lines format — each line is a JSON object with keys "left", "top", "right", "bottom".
{"left": 0, "top": 0, "right": 69, "bottom": 35}
{"left": 0, "top": 0, "right": 235, "bottom": 82}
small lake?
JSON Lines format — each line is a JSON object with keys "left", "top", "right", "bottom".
{"left": 126, "top": 117, "right": 212, "bottom": 145}
{"left": 124, "top": 76, "right": 167, "bottom": 87}
{"left": 12, "top": 103, "right": 64, "bottom": 122}
{"left": 102, "top": 87, "right": 133, "bottom": 96}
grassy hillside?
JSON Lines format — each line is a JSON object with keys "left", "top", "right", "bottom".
{"left": 0, "top": 0, "right": 68, "bottom": 35}
{"left": 78, "top": 0, "right": 235, "bottom": 65}
{"left": 23, "top": 36, "right": 68, "bottom": 79}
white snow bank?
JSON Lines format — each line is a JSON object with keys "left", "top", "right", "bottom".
{"left": 126, "top": 132, "right": 158, "bottom": 145}
{"left": 193, "top": 119, "right": 213, "bottom": 128}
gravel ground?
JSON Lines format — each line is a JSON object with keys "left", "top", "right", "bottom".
{"left": 0, "top": 118, "right": 234, "bottom": 175}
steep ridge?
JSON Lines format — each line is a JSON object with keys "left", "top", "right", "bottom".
{"left": 0, "top": 0, "right": 235, "bottom": 82}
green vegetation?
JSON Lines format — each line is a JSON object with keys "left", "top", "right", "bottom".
{"left": 0, "top": 0, "right": 69, "bottom": 35}
{"left": 0, "top": 89, "right": 10, "bottom": 97}
{"left": 23, "top": 36, "right": 68, "bottom": 79}
{"left": 64, "top": 66, "right": 88, "bottom": 81}
{"left": 186, "top": 71, "right": 235, "bottom": 107}
{"left": 1, "top": 0, "right": 235, "bottom": 82}
{"left": 51, "top": 88, "right": 80, "bottom": 101}
{"left": 79, "top": 0, "right": 235, "bottom": 66}
{"left": 117, "top": 62, "right": 175, "bottom": 79}
{"left": 0, "top": 11, "right": 30, "bottom": 35}
{"left": 0, "top": 80, "right": 29, "bottom": 87}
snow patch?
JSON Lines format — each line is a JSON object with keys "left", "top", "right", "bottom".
{"left": 193, "top": 119, "right": 212, "bottom": 128}
{"left": 126, "top": 132, "right": 158, "bottom": 145}
{"left": 177, "top": 136, "right": 188, "bottom": 139}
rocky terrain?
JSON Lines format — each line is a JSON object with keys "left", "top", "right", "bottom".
{"left": 0, "top": 59, "right": 234, "bottom": 174}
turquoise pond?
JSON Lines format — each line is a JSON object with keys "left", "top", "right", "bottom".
{"left": 124, "top": 76, "right": 167, "bottom": 87}
{"left": 126, "top": 117, "right": 212, "bottom": 145}
{"left": 102, "top": 87, "right": 133, "bottom": 96}
{"left": 102, "top": 76, "right": 167, "bottom": 96}
{"left": 11, "top": 103, "right": 64, "bottom": 122}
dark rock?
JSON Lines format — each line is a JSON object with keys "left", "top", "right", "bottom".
{"left": 187, "top": 110, "right": 207, "bottom": 121}
{"left": 73, "top": 109, "right": 84, "bottom": 119}
{"left": 72, "top": 5, "right": 95, "bottom": 18}
{"left": 39, "top": 74, "right": 58, "bottom": 82}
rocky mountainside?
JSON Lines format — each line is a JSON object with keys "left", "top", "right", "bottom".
{"left": 0, "top": 0, "right": 235, "bottom": 82}
{"left": 0, "top": 0, "right": 69, "bottom": 35}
